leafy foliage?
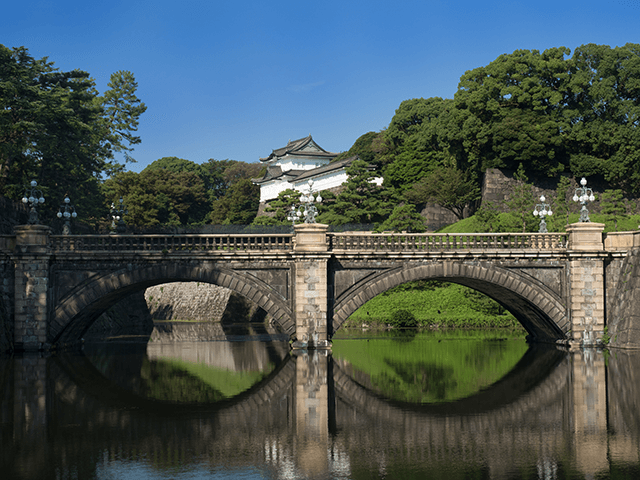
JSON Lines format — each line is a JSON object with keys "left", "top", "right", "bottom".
{"left": 208, "top": 179, "right": 260, "bottom": 225}
{"left": 404, "top": 166, "right": 480, "bottom": 220}
{"left": 505, "top": 164, "right": 536, "bottom": 232}
{"left": 601, "top": 189, "right": 627, "bottom": 231}
{"left": 331, "top": 131, "right": 387, "bottom": 164}
{"left": 252, "top": 188, "right": 302, "bottom": 226}
{"left": 389, "top": 309, "right": 418, "bottom": 328}
{"left": 375, "top": 204, "right": 426, "bottom": 233}
{"left": 317, "top": 159, "right": 392, "bottom": 225}
{"left": 0, "top": 44, "right": 146, "bottom": 226}
{"left": 103, "top": 168, "right": 208, "bottom": 226}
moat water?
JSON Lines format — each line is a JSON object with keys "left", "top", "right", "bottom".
{"left": 2, "top": 330, "right": 640, "bottom": 479}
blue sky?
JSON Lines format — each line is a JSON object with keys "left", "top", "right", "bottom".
{"left": 3, "top": 0, "right": 640, "bottom": 172}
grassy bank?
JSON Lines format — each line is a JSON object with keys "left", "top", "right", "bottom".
{"left": 345, "top": 281, "right": 521, "bottom": 329}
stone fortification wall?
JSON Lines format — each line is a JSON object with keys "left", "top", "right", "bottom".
{"left": 144, "top": 282, "right": 231, "bottom": 321}
{"left": 419, "top": 205, "right": 459, "bottom": 232}
{"left": 481, "top": 168, "right": 565, "bottom": 211}
{"left": 608, "top": 247, "right": 640, "bottom": 349}
{"left": 77, "top": 283, "right": 263, "bottom": 343}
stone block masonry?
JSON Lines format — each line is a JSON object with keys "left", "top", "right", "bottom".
{"left": 13, "top": 226, "right": 51, "bottom": 351}
{"left": 144, "top": 282, "right": 231, "bottom": 321}
{"left": 567, "top": 222, "right": 606, "bottom": 346}
{"left": 569, "top": 258, "right": 605, "bottom": 345}
{"left": 5, "top": 220, "right": 638, "bottom": 351}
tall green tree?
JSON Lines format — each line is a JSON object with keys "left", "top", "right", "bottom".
{"left": 600, "top": 189, "right": 627, "bottom": 231}
{"left": 331, "top": 131, "right": 387, "bottom": 165}
{"left": 0, "top": 45, "right": 146, "bottom": 225}
{"left": 382, "top": 97, "right": 455, "bottom": 191}
{"left": 567, "top": 44, "right": 640, "bottom": 192}
{"left": 208, "top": 179, "right": 260, "bottom": 224}
{"left": 404, "top": 166, "right": 480, "bottom": 220}
{"left": 317, "top": 159, "right": 391, "bottom": 225}
{"left": 103, "top": 169, "right": 208, "bottom": 227}
{"left": 252, "top": 188, "right": 303, "bottom": 226}
{"left": 505, "top": 164, "right": 536, "bottom": 232}
{"left": 451, "top": 47, "right": 571, "bottom": 176}
{"left": 99, "top": 70, "right": 147, "bottom": 163}
{"left": 375, "top": 204, "right": 426, "bottom": 233}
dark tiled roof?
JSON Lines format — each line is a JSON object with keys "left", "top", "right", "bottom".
{"left": 294, "top": 156, "right": 358, "bottom": 182}
{"left": 252, "top": 168, "right": 306, "bottom": 185}
{"left": 259, "top": 135, "right": 337, "bottom": 162}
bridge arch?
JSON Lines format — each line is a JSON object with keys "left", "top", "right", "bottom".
{"left": 50, "top": 262, "right": 294, "bottom": 347}
{"left": 331, "top": 261, "right": 569, "bottom": 342}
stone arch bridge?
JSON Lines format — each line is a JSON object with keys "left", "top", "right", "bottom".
{"left": 1, "top": 222, "right": 638, "bottom": 352}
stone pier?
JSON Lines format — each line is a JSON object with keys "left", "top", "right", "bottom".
{"left": 13, "top": 226, "right": 51, "bottom": 352}
{"left": 291, "top": 223, "right": 331, "bottom": 349}
{"left": 566, "top": 222, "right": 606, "bottom": 346}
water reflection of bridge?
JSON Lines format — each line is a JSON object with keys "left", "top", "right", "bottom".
{"left": 3, "top": 345, "right": 640, "bottom": 478}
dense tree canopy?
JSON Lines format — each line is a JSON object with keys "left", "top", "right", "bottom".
{"left": 103, "top": 157, "right": 262, "bottom": 227}
{"left": 0, "top": 45, "right": 146, "bottom": 224}
{"left": 102, "top": 169, "right": 208, "bottom": 227}
{"left": 317, "top": 159, "right": 391, "bottom": 225}
{"left": 5, "top": 42, "right": 640, "bottom": 233}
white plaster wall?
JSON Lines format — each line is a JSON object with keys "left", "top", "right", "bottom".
{"left": 271, "top": 155, "right": 329, "bottom": 172}
{"left": 261, "top": 179, "right": 295, "bottom": 202}
{"left": 261, "top": 169, "right": 383, "bottom": 202}
{"left": 293, "top": 170, "right": 348, "bottom": 193}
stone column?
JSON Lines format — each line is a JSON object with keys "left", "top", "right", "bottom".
{"left": 13, "top": 225, "right": 51, "bottom": 352}
{"left": 292, "top": 223, "right": 331, "bottom": 349}
{"left": 566, "top": 222, "right": 605, "bottom": 346}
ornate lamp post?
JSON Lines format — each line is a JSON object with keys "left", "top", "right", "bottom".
{"left": 57, "top": 196, "right": 77, "bottom": 235}
{"left": 110, "top": 197, "right": 128, "bottom": 234}
{"left": 22, "top": 180, "right": 45, "bottom": 224}
{"left": 572, "top": 177, "right": 596, "bottom": 222}
{"left": 288, "top": 179, "right": 323, "bottom": 226}
{"left": 533, "top": 195, "right": 553, "bottom": 233}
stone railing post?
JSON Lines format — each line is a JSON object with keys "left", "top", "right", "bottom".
{"left": 13, "top": 225, "right": 52, "bottom": 351}
{"left": 566, "top": 222, "right": 605, "bottom": 346}
{"left": 292, "top": 223, "right": 331, "bottom": 349}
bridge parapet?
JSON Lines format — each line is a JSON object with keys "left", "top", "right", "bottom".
{"left": 603, "top": 231, "right": 640, "bottom": 251}
{"left": 328, "top": 232, "right": 568, "bottom": 252}
{"left": 50, "top": 233, "right": 294, "bottom": 253}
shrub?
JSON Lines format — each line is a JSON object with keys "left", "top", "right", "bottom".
{"left": 389, "top": 309, "right": 418, "bottom": 328}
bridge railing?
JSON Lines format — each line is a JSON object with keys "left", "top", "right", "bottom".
{"left": 328, "top": 232, "right": 568, "bottom": 251}
{"left": 51, "top": 234, "right": 294, "bottom": 252}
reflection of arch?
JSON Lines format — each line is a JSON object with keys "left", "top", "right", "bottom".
{"left": 333, "top": 344, "right": 568, "bottom": 416}
{"left": 332, "top": 262, "right": 568, "bottom": 341}
{"left": 53, "top": 347, "right": 296, "bottom": 415}
{"left": 50, "top": 263, "right": 294, "bottom": 346}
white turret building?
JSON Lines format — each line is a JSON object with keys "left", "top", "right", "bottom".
{"left": 252, "top": 135, "right": 362, "bottom": 202}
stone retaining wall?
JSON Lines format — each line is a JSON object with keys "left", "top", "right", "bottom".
{"left": 609, "top": 247, "right": 640, "bottom": 349}
{"left": 84, "top": 291, "right": 154, "bottom": 340}
{"left": 144, "top": 282, "right": 231, "bottom": 321}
